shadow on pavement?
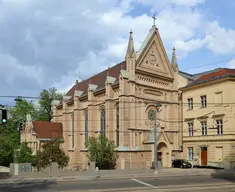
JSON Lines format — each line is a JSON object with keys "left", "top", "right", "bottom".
{"left": 210, "top": 153, "right": 235, "bottom": 183}
{"left": 211, "top": 170, "right": 235, "bottom": 183}
{"left": 0, "top": 172, "right": 12, "bottom": 179}
{"left": 0, "top": 180, "right": 57, "bottom": 192}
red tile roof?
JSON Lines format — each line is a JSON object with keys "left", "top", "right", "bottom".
{"left": 65, "top": 61, "right": 126, "bottom": 97}
{"left": 32, "top": 121, "right": 63, "bottom": 139}
{"left": 195, "top": 68, "right": 235, "bottom": 82}
{"left": 184, "top": 68, "right": 235, "bottom": 88}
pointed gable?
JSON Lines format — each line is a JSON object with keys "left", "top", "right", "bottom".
{"left": 136, "top": 26, "right": 174, "bottom": 80}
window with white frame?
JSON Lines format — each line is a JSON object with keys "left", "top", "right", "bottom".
{"left": 187, "top": 98, "right": 193, "bottom": 110}
{"left": 188, "top": 147, "right": 194, "bottom": 161}
{"left": 216, "top": 119, "right": 223, "bottom": 135}
{"left": 188, "top": 123, "right": 194, "bottom": 136}
{"left": 201, "top": 121, "right": 207, "bottom": 136}
{"left": 201, "top": 95, "right": 207, "bottom": 108}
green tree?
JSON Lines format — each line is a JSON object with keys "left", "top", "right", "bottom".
{"left": 0, "top": 119, "right": 19, "bottom": 167}
{"left": 0, "top": 135, "right": 16, "bottom": 166}
{"left": 35, "top": 139, "right": 69, "bottom": 170}
{"left": 10, "top": 99, "right": 38, "bottom": 122}
{"left": 17, "top": 142, "right": 35, "bottom": 164}
{"left": 38, "top": 87, "right": 63, "bottom": 121}
{"left": 34, "top": 151, "right": 44, "bottom": 171}
{"left": 0, "top": 100, "right": 37, "bottom": 167}
{"left": 85, "top": 134, "right": 118, "bottom": 169}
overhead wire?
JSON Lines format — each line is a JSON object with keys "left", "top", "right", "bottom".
{"left": 3, "top": 100, "right": 235, "bottom": 107}
{"left": 48, "top": 117, "right": 235, "bottom": 123}
{"left": 0, "top": 55, "right": 234, "bottom": 101}
{"left": 1, "top": 95, "right": 235, "bottom": 105}
{"left": 18, "top": 129, "right": 234, "bottom": 133}
{"left": 181, "top": 57, "right": 235, "bottom": 71}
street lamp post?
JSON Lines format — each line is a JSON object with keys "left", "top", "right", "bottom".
{"left": 154, "top": 103, "right": 161, "bottom": 174}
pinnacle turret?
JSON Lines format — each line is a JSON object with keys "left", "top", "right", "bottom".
{"left": 171, "top": 46, "right": 179, "bottom": 72}
{"left": 125, "top": 29, "right": 136, "bottom": 59}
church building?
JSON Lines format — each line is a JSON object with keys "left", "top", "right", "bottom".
{"left": 51, "top": 21, "right": 189, "bottom": 170}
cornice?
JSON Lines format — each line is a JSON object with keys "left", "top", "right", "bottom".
{"left": 135, "top": 69, "right": 174, "bottom": 82}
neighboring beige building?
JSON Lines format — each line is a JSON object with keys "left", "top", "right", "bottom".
{"left": 51, "top": 24, "right": 188, "bottom": 170}
{"left": 21, "top": 115, "right": 63, "bottom": 155}
{"left": 181, "top": 68, "right": 235, "bottom": 169}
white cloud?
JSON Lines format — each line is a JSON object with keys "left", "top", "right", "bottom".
{"left": 0, "top": 0, "right": 235, "bottom": 100}
{"left": 204, "top": 21, "right": 235, "bottom": 54}
{"left": 136, "top": 0, "right": 205, "bottom": 11}
{"left": 0, "top": 53, "right": 44, "bottom": 86}
{"left": 227, "top": 59, "right": 235, "bottom": 68}
{"left": 172, "top": 0, "right": 205, "bottom": 6}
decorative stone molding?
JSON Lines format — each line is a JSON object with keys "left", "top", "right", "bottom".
{"left": 117, "top": 146, "right": 129, "bottom": 151}
{"left": 106, "top": 76, "right": 116, "bottom": 84}
{"left": 114, "top": 88, "right": 120, "bottom": 93}
{"left": 143, "top": 128, "right": 160, "bottom": 144}
{"left": 51, "top": 100, "right": 61, "bottom": 106}
{"left": 137, "top": 75, "right": 169, "bottom": 86}
{"left": 120, "top": 70, "right": 129, "bottom": 79}
{"left": 63, "top": 96, "right": 72, "bottom": 101}
{"left": 88, "top": 84, "right": 98, "bottom": 92}
{"left": 74, "top": 90, "right": 84, "bottom": 97}
{"left": 97, "top": 93, "right": 106, "bottom": 98}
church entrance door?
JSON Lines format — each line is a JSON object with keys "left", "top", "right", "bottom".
{"left": 157, "top": 142, "right": 168, "bottom": 168}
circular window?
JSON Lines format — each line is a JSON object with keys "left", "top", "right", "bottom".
{"left": 148, "top": 109, "right": 155, "bottom": 121}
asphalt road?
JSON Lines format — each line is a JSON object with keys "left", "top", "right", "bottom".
{"left": 0, "top": 175, "right": 235, "bottom": 192}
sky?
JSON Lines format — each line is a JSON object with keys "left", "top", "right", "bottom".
{"left": 0, "top": 0, "right": 235, "bottom": 106}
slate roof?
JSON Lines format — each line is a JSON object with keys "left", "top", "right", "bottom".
{"left": 32, "top": 121, "right": 63, "bottom": 139}
{"left": 57, "top": 61, "right": 126, "bottom": 106}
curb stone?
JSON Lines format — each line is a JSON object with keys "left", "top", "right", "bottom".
{"left": 0, "top": 170, "right": 234, "bottom": 184}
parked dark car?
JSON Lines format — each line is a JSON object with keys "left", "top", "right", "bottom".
{"left": 172, "top": 159, "right": 192, "bottom": 168}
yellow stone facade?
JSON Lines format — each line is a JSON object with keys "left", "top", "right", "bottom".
{"left": 19, "top": 23, "right": 235, "bottom": 171}
{"left": 21, "top": 117, "right": 64, "bottom": 155}
{"left": 51, "top": 25, "right": 186, "bottom": 170}
{"left": 181, "top": 76, "right": 235, "bottom": 169}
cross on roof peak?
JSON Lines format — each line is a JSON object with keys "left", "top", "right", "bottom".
{"left": 152, "top": 14, "right": 157, "bottom": 26}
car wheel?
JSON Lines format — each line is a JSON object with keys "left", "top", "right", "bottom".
{"left": 180, "top": 165, "right": 183, "bottom": 168}
{"left": 172, "top": 164, "right": 174, "bottom": 168}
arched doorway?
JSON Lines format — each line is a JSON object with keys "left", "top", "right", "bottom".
{"left": 157, "top": 142, "right": 170, "bottom": 168}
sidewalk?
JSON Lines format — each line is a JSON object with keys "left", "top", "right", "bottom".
{"left": 0, "top": 168, "right": 231, "bottom": 184}
{"left": 73, "top": 183, "right": 235, "bottom": 192}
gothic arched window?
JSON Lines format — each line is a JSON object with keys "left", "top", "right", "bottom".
{"left": 71, "top": 112, "right": 75, "bottom": 148}
{"left": 84, "top": 110, "right": 88, "bottom": 144}
{"left": 116, "top": 104, "right": 119, "bottom": 147}
{"left": 100, "top": 107, "right": 106, "bottom": 136}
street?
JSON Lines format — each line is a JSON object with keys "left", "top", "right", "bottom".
{"left": 0, "top": 175, "right": 235, "bottom": 192}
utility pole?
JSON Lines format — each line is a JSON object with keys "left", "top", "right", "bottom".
{"left": 154, "top": 103, "right": 161, "bottom": 174}
{"left": 49, "top": 149, "right": 52, "bottom": 180}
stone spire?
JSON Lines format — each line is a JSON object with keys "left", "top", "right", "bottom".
{"left": 171, "top": 46, "right": 179, "bottom": 72}
{"left": 125, "top": 29, "right": 136, "bottom": 59}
